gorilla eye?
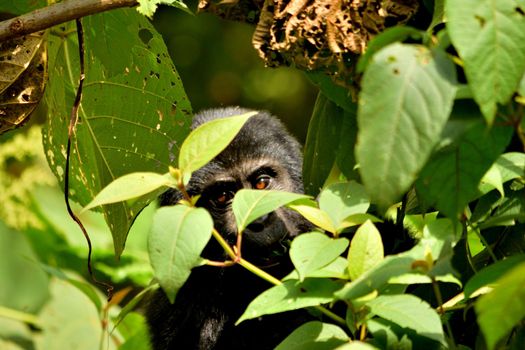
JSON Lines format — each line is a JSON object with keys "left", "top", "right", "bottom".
{"left": 214, "top": 190, "right": 234, "bottom": 205}
{"left": 254, "top": 175, "right": 271, "bottom": 190}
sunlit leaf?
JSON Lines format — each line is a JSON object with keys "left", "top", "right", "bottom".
{"left": 347, "top": 221, "right": 384, "bottom": 280}
{"left": 237, "top": 279, "right": 340, "bottom": 324}
{"left": 148, "top": 206, "right": 213, "bottom": 303}
{"left": 288, "top": 200, "right": 336, "bottom": 233}
{"left": 179, "top": 111, "right": 255, "bottom": 181}
{"left": 275, "top": 321, "right": 350, "bottom": 350}
{"left": 82, "top": 172, "right": 175, "bottom": 212}
{"left": 290, "top": 232, "right": 349, "bottom": 281}
{"left": 137, "top": 0, "right": 192, "bottom": 18}
{"left": 367, "top": 294, "right": 445, "bottom": 345}
{"left": 232, "top": 189, "right": 308, "bottom": 233}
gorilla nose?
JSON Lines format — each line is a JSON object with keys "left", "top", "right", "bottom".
{"left": 246, "top": 214, "right": 269, "bottom": 232}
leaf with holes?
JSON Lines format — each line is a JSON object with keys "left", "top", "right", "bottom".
{"left": 43, "top": 9, "right": 192, "bottom": 258}
{"left": 446, "top": 0, "right": 525, "bottom": 123}
{"left": 148, "top": 206, "right": 213, "bottom": 303}
{"left": 357, "top": 43, "right": 457, "bottom": 208}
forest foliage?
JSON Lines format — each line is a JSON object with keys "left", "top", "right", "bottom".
{"left": 1, "top": 0, "right": 525, "bottom": 349}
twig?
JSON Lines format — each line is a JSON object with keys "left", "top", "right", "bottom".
{"left": 64, "top": 18, "right": 114, "bottom": 300}
{"left": 0, "top": 0, "right": 138, "bottom": 42}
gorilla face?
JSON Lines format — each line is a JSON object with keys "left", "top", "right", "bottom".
{"left": 160, "top": 107, "right": 310, "bottom": 262}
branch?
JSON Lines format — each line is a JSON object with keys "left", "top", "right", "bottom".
{"left": 0, "top": 0, "right": 138, "bottom": 42}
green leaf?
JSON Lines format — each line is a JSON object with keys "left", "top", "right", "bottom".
{"left": 82, "top": 172, "right": 174, "bottom": 212}
{"left": 357, "top": 43, "right": 457, "bottom": 208}
{"left": 232, "top": 189, "right": 308, "bottom": 232}
{"left": 335, "top": 341, "right": 380, "bottom": 350}
{"left": 476, "top": 262, "right": 525, "bottom": 350}
{"left": 43, "top": 9, "right": 193, "bottom": 258}
{"left": 237, "top": 279, "right": 341, "bottom": 324}
{"left": 275, "top": 321, "right": 350, "bottom": 350}
{"left": 416, "top": 121, "right": 512, "bottom": 219}
{"left": 335, "top": 256, "right": 414, "bottom": 300}
{"left": 479, "top": 152, "right": 525, "bottom": 195}
{"left": 306, "top": 72, "right": 355, "bottom": 111}
{"left": 290, "top": 232, "right": 349, "bottom": 281}
{"left": 35, "top": 278, "right": 114, "bottom": 350}
{"left": 357, "top": 27, "right": 423, "bottom": 73}
{"left": 367, "top": 294, "right": 445, "bottom": 345}
{"left": 115, "top": 283, "right": 159, "bottom": 326}
{"left": 179, "top": 112, "right": 255, "bottom": 181}
{"left": 347, "top": 221, "right": 384, "bottom": 280}
{"left": 137, "top": 0, "right": 192, "bottom": 18}
{"left": 288, "top": 199, "right": 336, "bottom": 233}
{"left": 446, "top": 0, "right": 525, "bottom": 123}
{"left": 319, "top": 182, "right": 370, "bottom": 233}
{"left": 148, "top": 206, "right": 213, "bottom": 303}
{"left": 428, "top": 0, "right": 445, "bottom": 31}
{"left": 285, "top": 257, "right": 349, "bottom": 280}
{"left": 303, "top": 93, "right": 358, "bottom": 196}
{"left": 465, "top": 254, "right": 525, "bottom": 298}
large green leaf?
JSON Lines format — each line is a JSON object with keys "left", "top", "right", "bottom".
{"left": 476, "top": 262, "right": 525, "bottom": 350}
{"left": 275, "top": 321, "right": 349, "bottom": 350}
{"left": 148, "top": 206, "right": 213, "bottom": 303}
{"left": 303, "top": 93, "right": 358, "bottom": 196}
{"left": 43, "top": 9, "right": 192, "bottom": 257}
{"left": 416, "top": 121, "right": 512, "bottom": 220}
{"left": 232, "top": 189, "right": 308, "bottom": 233}
{"left": 367, "top": 295, "right": 445, "bottom": 345}
{"left": 290, "top": 232, "right": 349, "bottom": 281}
{"left": 357, "top": 43, "right": 457, "bottom": 208}
{"left": 237, "top": 279, "right": 341, "bottom": 324}
{"left": 446, "top": 0, "right": 525, "bottom": 123}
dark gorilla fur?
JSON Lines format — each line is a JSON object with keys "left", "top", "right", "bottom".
{"left": 145, "top": 107, "right": 312, "bottom": 350}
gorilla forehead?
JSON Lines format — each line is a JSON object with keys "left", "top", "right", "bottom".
{"left": 184, "top": 108, "right": 303, "bottom": 194}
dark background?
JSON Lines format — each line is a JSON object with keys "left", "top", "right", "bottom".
{"left": 152, "top": 2, "right": 318, "bottom": 142}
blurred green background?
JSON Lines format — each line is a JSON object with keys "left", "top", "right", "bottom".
{"left": 152, "top": 2, "right": 318, "bottom": 142}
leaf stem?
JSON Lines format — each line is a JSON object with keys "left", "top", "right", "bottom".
{"left": 432, "top": 278, "right": 456, "bottom": 348}
{"left": 211, "top": 228, "right": 237, "bottom": 261}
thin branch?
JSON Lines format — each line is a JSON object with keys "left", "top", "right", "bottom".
{"left": 64, "top": 18, "right": 114, "bottom": 300}
{"left": 0, "top": 0, "right": 138, "bottom": 42}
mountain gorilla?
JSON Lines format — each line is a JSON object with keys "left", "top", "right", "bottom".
{"left": 145, "top": 107, "right": 312, "bottom": 349}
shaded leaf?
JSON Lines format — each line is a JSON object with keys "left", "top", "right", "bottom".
{"left": 368, "top": 294, "right": 445, "bottom": 345}
{"left": 43, "top": 10, "right": 193, "bottom": 257}
{"left": 275, "top": 321, "right": 349, "bottom": 350}
{"left": 290, "top": 232, "right": 349, "bottom": 281}
{"left": 446, "top": 0, "right": 525, "bottom": 123}
{"left": 232, "top": 189, "right": 308, "bottom": 232}
{"left": 347, "top": 221, "right": 384, "bottom": 280}
{"left": 285, "top": 257, "right": 349, "bottom": 280}
{"left": 237, "top": 279, "right": 341, "bottom": 324}
{"left": 303, "top": 93, "right": 358, "bottom": 196}
{"left": 148, "top": 206, "right": 213, "bottom": 303}
{"left": 357, "top": 43, "right": 457, "bottom": 208}
{"left": 416, "top": 121, "right": 512, "bottom": 219}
